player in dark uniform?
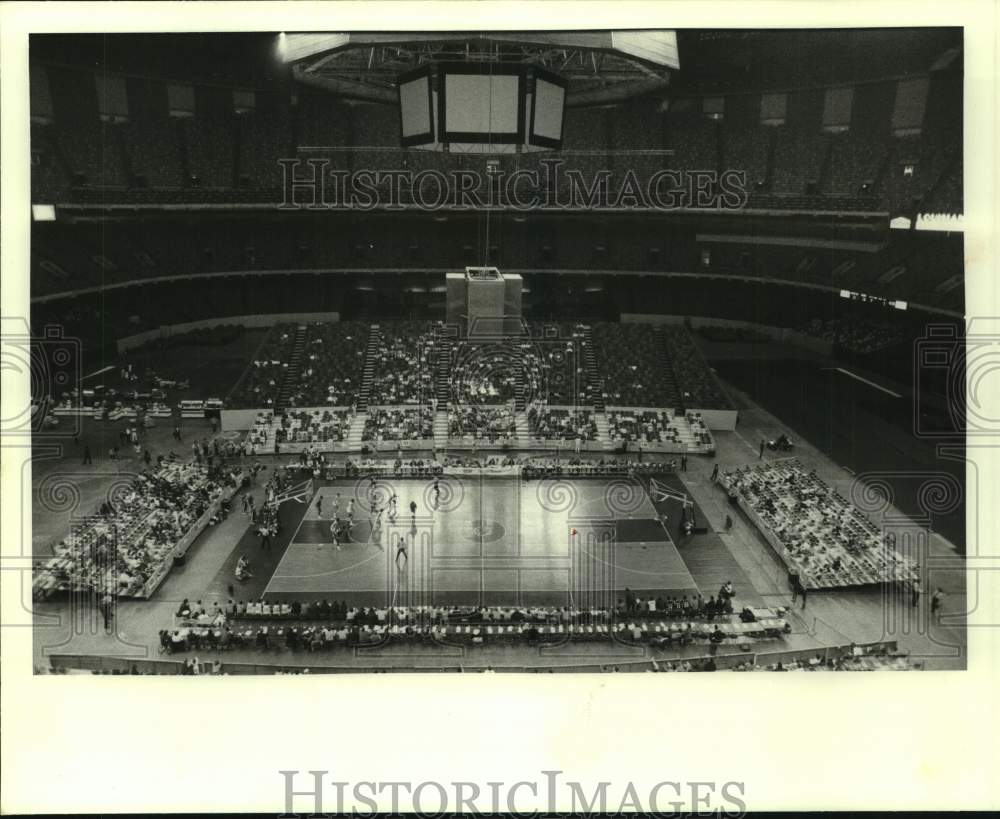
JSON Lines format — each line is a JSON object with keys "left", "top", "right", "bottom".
{"left": 409, "top": 499, "right": 417, "bottom": 521}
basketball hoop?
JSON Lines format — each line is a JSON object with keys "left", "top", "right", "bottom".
{"left": 270, "top": 478, "right": 313, "bottom": 508}
{"left": 649, "top": 477, "right": 692, "bottom": 508}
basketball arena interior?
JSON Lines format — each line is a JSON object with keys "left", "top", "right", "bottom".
{"left": 26, "top": 29, "right": 968, "bottom": 674}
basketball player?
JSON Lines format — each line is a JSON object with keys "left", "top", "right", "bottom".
{"left": 329, "top": 520, "right": 340, "bottom": 550}
{"left": 315, "top": 494, "right": 323, "bottom": 519}
{"left": 388, "top": 493, "right": 398, "bottom": 521}
{"left": 332, "top": 493, "right": 341, "bottom": 517}
{"left": 409, "top": 499, "right": 417, "bottom": 520}
{"left": 395, "top": 535, "right": 408, "bottom": 567}
{"left": 433, "top": 478, "right": 441, "bottom": 506}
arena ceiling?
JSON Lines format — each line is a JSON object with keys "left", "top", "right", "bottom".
{"left": 281, "top": 31, "right": 678, "bottom": 106}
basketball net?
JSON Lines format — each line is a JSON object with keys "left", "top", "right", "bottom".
{"left": 270, "top": 478, "right": 313, "bottom": 508}
{"left": 648, "top": 477, "right": 692, "bottom": 508}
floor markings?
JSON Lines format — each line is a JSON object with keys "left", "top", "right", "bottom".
{"left": 823, "top": 367, "right": 901, "bottom": 398}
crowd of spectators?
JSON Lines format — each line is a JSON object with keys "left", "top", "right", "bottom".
{"left": 520, "top": 456, "right": 679, "bottom": 479}
{"left": 34, "top": 461, "right": 241, "bottom": 599}
{"left": 527, "top": 406, "right": 598, "bottom": 442}
{"left": 686, "top": 412, "right": 716, "bottom": 452}
{"left": 720, "top": 460, "right": 920, "bottom": 589}
{"left": 363, "top": 407, "right": 434, "bottom": 442}
{"left": 160, "top": 599, "right": 789, "bottom": 654}
{"left": 733, "top": 651, "right": 920, "bottom": 672}
{"left": 449, "top": 341, "right": 520, "bottom": 404}
{"left": 274, "top": 409, "right": 353, "bottom": 448}
{"left": 607, "top": 410, "right": 683, "bottom": 446}
{"left": 368, "top": 322, "right": 438, "bottom": 405}
{"left": 448, "top": 404, "right": 516, "bottom": 444}
{"left": 526, "top": 323, "right": 590, "bottom": 404}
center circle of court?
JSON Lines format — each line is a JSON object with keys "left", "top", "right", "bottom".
{"left": 466, "top": 518, "right": 506, "bottom": 542}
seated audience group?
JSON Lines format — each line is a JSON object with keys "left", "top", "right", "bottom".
{"left": 527, "top": 405, "right": 598, "bottom": 441}
{"left": 363, "top": 407, "right": 434, "bottom": 441}
{"left": 368, "top": 322, "right": 437, "bottom": 404}
{"left": 720, "top": 460, "right": 920, "bottom": 588}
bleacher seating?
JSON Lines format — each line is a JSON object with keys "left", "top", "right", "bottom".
{"left": 660, "top": 326, "right": 733, "bottom": 409}
{"left": 275, "top": 409, "right": 353, "bottom": 447}
{"left": 449, "top": 341, "right": 521, "bottom": 404}
{"left": 34, "top": 461, "right": 239, "bottom": 600}
{"left": 363, "top": 407, "right": 434, "bottom": 442}
{"left": 368, "top": 322, "right": 438, "bottom": 405}
{"left": 448, "top": 405, "right": 516, "bottom": 444}
{"left": 592, "top": 323, "right": 676, "bottom": 407}
{"left": 527, "top": 406, "right": 598, "bottom": 441}
{"left": 526, "top": 322, "right": 591, "bottom": 404}
{"left": 285, "top": 321, "right": 367, "bottom": 408}
{"left": 227, "top": 324, "right": 296, "bottom": 409}
{"left": 121, "top": 76, "right": 187, "bottom": 188}
{"left": 771, "top": 90, "right": 827, "bottom": 195}
{"left": 720, "top": 460, "right": 920, "bottom": 589}
{"left": 663, "top": 111, "right": 718, "bottom": 172}
{"left": 607, "top": 410, "right": 682, "bottom": 446}
{"left": 30, "top": 60, "right": 962, "bottom": 217}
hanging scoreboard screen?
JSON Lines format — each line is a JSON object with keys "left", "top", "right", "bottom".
{"left": 528, "top": 67, "right": 567, "bottom": 149}
{"left": 398, "top": 65, "right": 435, "bottom": 146}
{"left": 439, "top": 64, "right": 524, "bottom": 144}
{"left": 396, "top": 63, "right": 564, "bottom": 152}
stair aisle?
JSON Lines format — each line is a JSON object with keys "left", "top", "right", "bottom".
{"left": 654, "top": 326, "right": 684, "bottom": 411}
{"left": 275, "top": 324, "right": 307, "bottom": 413}
{"left": 515, "top": 411, "right": 533, "bottom": 446}
{"left": 594, "top": 412, "right": 612, "bottom": 450}
{"left": 581, "top": 326, "right": 604, "bottom": 412}
{"left": 433, "top": 409, "right": 450, "bottom": 450}
{"left": 347, "top": 411, "right": 368, "bottom": 451}
{"left": 358, "top": 324, "right": 381, "bottom": 413}
{"left": 434, "top": 332, "right": 452, "bottom": 406}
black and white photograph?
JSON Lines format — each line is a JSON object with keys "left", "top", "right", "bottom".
{"left": 23, "top": 25, "right": 970, "bottom": 674}
{"left": 2, "top": 2, "right": 998, "bottom": 815}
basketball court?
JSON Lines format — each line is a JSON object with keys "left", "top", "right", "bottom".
{"left": 263, "top": 475, "right": 699, "bottom": 606}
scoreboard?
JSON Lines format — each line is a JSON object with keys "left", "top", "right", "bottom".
{"left": 398, "top": 63, "right": 566, "bottom": 153}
